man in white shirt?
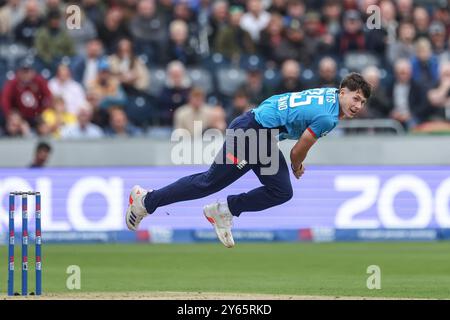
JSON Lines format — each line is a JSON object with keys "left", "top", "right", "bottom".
{"left": 48, "top": 63, "right": 88, "bottom": 115}
{"left": 240, "top": 0, "right": 270, "bottom": 43}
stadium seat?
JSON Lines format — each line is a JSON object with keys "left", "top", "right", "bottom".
{"left": 0, "top": 43, "right": 30, "bottom": 70}
{"left": 125, "top": 93, "right": 159, "bottom": 128}
{"left": 200, "top": 53, "right": 231, "bottom": 72}
{"left": 263, "top": 68, "right": 281, "bottom": 89}
{"left": 343, "top": 52, "right": 380, "bottom": 73}
{"left": 216, "top": 67, "right": 247, "bottom": 97}
{"left": 148, "top": 68, "right": 167, "bottom": 96}
{"left": 187, "top": 67, "right": 214, "bottom": 95}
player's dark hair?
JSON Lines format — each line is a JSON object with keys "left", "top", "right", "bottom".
{"left": 339, "top": 72, "right": 372, "bottom": 99}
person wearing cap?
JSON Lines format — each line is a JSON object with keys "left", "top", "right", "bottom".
{"left": 335, "top": 9, "right": 366, "bottom": 55}
{"left": 1, "top": 58, "right": 53, "bottom": 128}
{"left": 280, "top": 18, "right": 312, "bottom": 66}
{"left": 34, "top": 9, "right": 75, "bottom": 65}
{"left": 214, "top": 5, "right": 255, "bottom": 61}
{"left": 86, "top": 58, "right": 127, "bottom": 115}
{"left": 429, "top": 21, "right": 447, "bottom": 56}
{"left": 239, "top": 63, "right": 272, "bottom": 107}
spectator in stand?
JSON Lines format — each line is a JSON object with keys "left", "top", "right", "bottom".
{"left": 29, "top": 141, "right": 52, "bottom": 168}
{"left": 207, "top": 105, "right": 227, "bottom": 133}
{"left": 428, "top": 21, "right": 448, "bottom": 59}
{"left": 441, "top": 33, "right": 450, "bottom": 64}
{"left": 41, "top": 96, "right": 77, "bottom": 138}
{"left": 207, "top": 0, "right": 229, "bottom": 50}
{"left": 214, "top": 6, "right": 255, "bottom": 62}
{"left": 433, "top": 1, "right": 450, "bottom": 35}
{"left": 166, "top": 19, "right": 199, "bottom": 66}
{"left": 386, "top": 20, "right": 416, "bottom": 66}
{"left": 172, "top": 0, "right": 202, "bottom": 53}
{"left": 335, "top": 9, "right": 366, "bottom": 56}
{"left": 258, "top": 13, "right": 288, "bottom": 67}
{"left": 321, "top": 0, "right": 342, "bottom": 38}
{"left": 60, "top": 104, "right": 104, "bottom": 139}
{"left": 108, "top": 37, "right": 150, "bottom": 94}
{"left": 129, "top": 0, "right": 167, "bottom": 63}
{"left": 1, "top": 59, "right": 52, "bottom": 127}
{"left": 158, "top": 60, "right": 192, "bottom": 126}
{"left": 268, "top": 0, "right": 287, "bottom": 16}
{"left": 71, "top": 38, "right": 105, "bottom": 88}
{"left": 34, "top": 9, "right": 75, "bottom": 67}
{"left": 279, "top": 18, "right": 312, "bottom": 66}
{"left": 174, "top": 87, "right": 214, "bottom": 137}
{"left": 34, "top": 115, "right": 52, "bottom": 137}
{"left": 302, "top": 11, "right": 331, "bottom": 61}
{"left": 96, "top": 7, "right": 131, "bottom": 55}
{"left": 284, "top": 0, "right": 306, "bottom": 27}
{"left": 396, "top": 0, "right": 414, "bottom": 22}
{"left": 360, "top": 66, "right": 391, "bottom": 119}
{"left": 227, "top": 90, "right": 251, "bottom": 123}
{"left": 239, "top": 64, "right": 271, "bottom": 106}
{"left": 157, "top": 0, "right": 174, "bottom": 22}
{"left": 314, "top": 56, "right": 340, "bottom": 88}
{"left": 48, "top": 63, "right": 88, "bottom": 116}
{"left": 365, "top": 0, "right": 397, "bottom": 60}
{"left": 2, "top": 110, "right": 32, "bottom": 137}
{"left": 0, "top": 0, "right": 25, "bottom": 39}
{"left": 40, "top": 0, "right": 65, "bottom": 15}
{"left": 411, "top": 38, "right": 440, "bottom": 89}
{"left": 426, "top": 61, "right": 450, "bottom": 126}
{"left": 120, "top": 0, "right": 139, "bottom": 23}
{"left": 387, "top": 59, "right": 429, "bottom": 129}
{"left": 275, "top": 59, "right": 305, "bottom": 94}
{"left": 14, "top": 0, "right": 44, "bottom": 48}
{"left": 81, "top": 0, "right": 105, "bottom": 26}
{"left": 65, "top": 7, "right": 98, "bottom": 56}
{"left": 86, "top": 58, "right": 127, "bottom": 112}
{"left": 240, "top": 0, "right": 271, "bottom": 43}
{"left": 104, "top": 106, "right": 142, "bottom": 137}
{"left": 413, "top": 6, "right": 430, "bottom": 39}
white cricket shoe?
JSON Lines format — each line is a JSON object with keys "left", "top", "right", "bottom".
{"left": 126, "top": 185, "right": 151, "bottom": 231}
{"left": 203, "top": 202, "right": 235, "bottom": 248}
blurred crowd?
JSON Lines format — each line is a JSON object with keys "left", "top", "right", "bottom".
{"left": 1, "top": 0, "right": 450, "bottom": 140}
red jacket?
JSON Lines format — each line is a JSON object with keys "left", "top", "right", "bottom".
{"left": 1, "top": 73, "right": 52, "bottom": 122}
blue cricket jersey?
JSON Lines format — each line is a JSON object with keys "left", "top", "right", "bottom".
{"left": 252, "top": 88, "right": 340, "bottom": 140}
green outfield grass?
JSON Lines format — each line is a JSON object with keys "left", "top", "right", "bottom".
{"left": 1, "top": 242, "right": 450, "bottom": 299}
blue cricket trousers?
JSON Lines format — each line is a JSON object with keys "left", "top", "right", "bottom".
{"left": 144, "top": 111, "right": 293, "bottom": 216}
